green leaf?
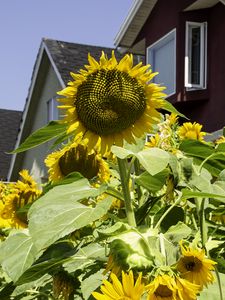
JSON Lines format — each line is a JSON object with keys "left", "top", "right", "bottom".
{"left": 63, "top": 243, "right": 106, "bottom": 273}
{"left": 11, "top": 121, "right": 67, "bottom": 153}
{"left": 81, "top": 269, "right": 107, "bottom": 300}
{"left": 182, "top": 189, "right": 225, "bottom": 203}
{"left": 16, "top": 242, "right": 75, "bottom": 285}
{"left": 0, "top": 231, "right": 39, "bottom": 282}
{"left": 111, "top": 146, "right": 134, "bottom": 159}
{"left": 164, "top": 222, "right": 192, "bottom": 242}
{"left": 28, "top": 179, "right": 111, "bottom": 251}
{"left": 162, "top": 99, "right": 187, "bottom": 119}
{"left": 135, "top": 169, "right": 169, "bottom": 192}
{"left": 198, "top": 272, "right": 225, "bottom": 300}
{"left": 136, "top": 148, "right": 170, "bottom": 175}
{"left": 180, "top": 140, "right": 225, "bottom": 177}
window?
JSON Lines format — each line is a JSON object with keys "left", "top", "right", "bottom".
{"left": 47, "top": 97, "right": 58, "bottom": 122}
{"left": 147, "top": 29, "right": 176, "bottom": 96}
{"left": 185, "top": 22, "right": 207, "bottom": 89}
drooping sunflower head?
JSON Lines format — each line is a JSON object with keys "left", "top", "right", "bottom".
{"left": 146, "top": 274, "right": 177, "bottom": 300}
{"left": 58, "top": 51, "right": 166, "bottom": 155}
{"left": 177, "top": 241, "right": 217, "bottom": 289}
{"left": 178, "top": 122, "right": 206, "bottom": 141}
{"left": 45, "top": 141, "right": 110, "bottom": 183}
{"left": 0, "top": 170, "right": 42, "bottom": 228}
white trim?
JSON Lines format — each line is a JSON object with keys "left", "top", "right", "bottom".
{"left": 184, "top": 21, "right": 207, "bottom": 90}
{"left": 114, "top": 0, "right": 144, "bottom": 47}
{"left": 146, "top": 28, "right": 176, "bottom": 97}
{"left": 7, "top": 40, "right": 65, "bottom": 180}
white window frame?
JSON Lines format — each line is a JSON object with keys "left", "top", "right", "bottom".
{"left": 47, "top": 97, "right": 58, "bottom": 122}
{"left": 185, "top": 21, "right": 207, "bottom": 90}
{"left": 146, "top": 28, "right": 176, "bottom": 97}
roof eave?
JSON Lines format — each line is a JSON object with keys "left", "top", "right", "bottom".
{"left": 114, "top": 0, "right": 157, "bottom": 49}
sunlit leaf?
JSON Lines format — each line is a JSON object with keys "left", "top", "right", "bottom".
{"left": 11, "top": 121, "right": 67, "bottom": 153}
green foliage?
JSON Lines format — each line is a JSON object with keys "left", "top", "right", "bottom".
{"left": 11, "top": 121, "right": 67, "bottom": 153}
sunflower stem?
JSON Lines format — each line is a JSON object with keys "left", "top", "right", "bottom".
{"left": 155, "top": 192, "right": 182, "bottom": 229}
{"left": 200, "top": 198, "right": 208, "bottom": 248}
{"left": 117, "top": 157, "right": 137, "bottom": 227}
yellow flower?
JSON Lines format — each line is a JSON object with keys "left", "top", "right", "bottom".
{"left": 176, "top": 277, "right": 200, "bottom": 300}
{"left": 92, "top": 270, "right": 145, "bottom": 300}
{"left": 177, "top": 242, "right": 217, "bottom": 289}
{"left": 58, "top": 51, "right": 166, "bottom": 155}
{"left": 146, "top": 133, "right": 160, "bottom": 148}
{"left": 45, "top": 141, "right": 110, "bottom": 183}
{"left": 0, "top": 170, "right": 41, "bottom": 228}
{"left": 146, "top": 274, "right": 177, "bottom": 300}
{"left": 0, "top": 200, "right": 11, "bottom": 228}
{"left": 215, "top": 135, "right": 225, "bottom": 144}
{"left": 178, "top": 122, "right": 206, "bottom": 141}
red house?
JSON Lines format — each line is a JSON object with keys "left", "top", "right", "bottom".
{"left": 115, "top": 0, "right": 225, "bottom": 133}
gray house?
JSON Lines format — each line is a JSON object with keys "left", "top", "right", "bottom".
{"left": 8, "top": 39, "right": 137, "bottom": 181}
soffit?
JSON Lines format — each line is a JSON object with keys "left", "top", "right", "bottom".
{"left": 184, "top": 0, "right": 219, "bottom": 11}
{"left": 114, "top": 0, "right": 157, "bottom": 48}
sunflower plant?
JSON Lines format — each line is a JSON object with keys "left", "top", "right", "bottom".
{"left": 1, "top": 52, "right": 225, "bottom": 300}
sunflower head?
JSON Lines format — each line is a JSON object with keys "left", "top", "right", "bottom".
{"left": 45, "top": 141, "right": 110, "bottom": 183}
{"left": 177, "top": 241, "right": 217, "bottom": 289}
{"left": 92, "top": 270, "right": 145, "bottom": 300}
{"left": 58, "top": 51, "right": 166, "bottom": 155}
{"left": 178, "top": 122, "right": 206, "bottom": 141}
{"left": 0, "top": 170, "right": 41, "bottom": 228}
{"left": 146, "top": 274, "right": 177, "bottom": 300}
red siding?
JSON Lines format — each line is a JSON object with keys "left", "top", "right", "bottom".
{"left": 134, "top": 0, "right": 225, "bottom": 132}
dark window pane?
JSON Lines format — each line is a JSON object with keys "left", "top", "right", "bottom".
{"left": 191, "top": 27, "right": 201, "bottom": 84}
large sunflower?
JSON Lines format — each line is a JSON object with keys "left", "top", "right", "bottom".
{"left": 58, "top": 51, "right": 166, "bottom": 155}
{"left": 1, "top": 170, "right": 41, "bottom": 228}
{"left": 176, "top": 242, "right": 216, "bottom": 289}
{"left": 45, "top": 141, "right": 110, "bottom": 183}
{"left": 92, "top": 270, "right": 145, "bottom": 300}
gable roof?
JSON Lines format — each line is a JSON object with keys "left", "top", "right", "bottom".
{"left": 8, "top": 38, "right": 144, "bottom": 180}
{"left": 43, "top": 39, "right": 128, "bottom": 85}
{"left": 114, "top": 0, "right": 223, "bottom": 51}
{"left": 0, "top": 109, "right": 22, "bottom": 180}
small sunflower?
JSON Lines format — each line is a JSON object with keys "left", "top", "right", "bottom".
{"left": 146, "top": 274, "right": 177, "bottom": 300}
{"left": 1, "top": 170, "right": 41, "bottom": 228}
{"left": 176, "top": 242, "right": 217, "bottom": 289}
{"left": 92, "top": 270, "right": 145, "bottom": 300}
{"left": 45, "top": 141, "right": 110, "bottom": 183}
{"left": 178, "top": 122, "right": 206, "bottom": 141}
{"left": 58, "top": 51, "right": 166, "bottom": 155}
{"left": 215, "top": 135, "right": 225, "bottom": 145}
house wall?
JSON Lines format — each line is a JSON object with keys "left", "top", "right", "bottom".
{"left": 134, "top": 0, "right": 225, "bottom": 132}
{"left": 10, "top": 54, "right": 62, "bottom": 181}
{"left": 21, "top": 63, "right": 62, "bottom": 180}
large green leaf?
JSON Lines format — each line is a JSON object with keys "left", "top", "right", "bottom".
{"left": 136, "top": 148, "right": 170, "bottom": 175}
{"left": 81, "top": 269, "right": 107, "bottom": 300}
{"left": 180, "top": 140, "right": 225, "bottom": 176}
{"left": 162, "top": 99, "right": 187, "bottom": 119}
{"left": 63, "top": 243, "right": 106, "bottom": 273}
{"left": 111, "top": 146, "right": 169, "bottom": 175}
{"left": 198, "top": 272, "right": 225, "bottom": 300}
{"left": 181, "top": 189, "right": 225, "bottom": 203}
{"left": 28, "top": 179, "right": 111, "bottom": 251}
{"left": 135, "top": 169, "right": 169, "bottom": 192}
{"left": 0, "top": 231, "right": 38, "bottom": 282}
{"left": 11, "top": 121, "right": 67, "bottom": 153}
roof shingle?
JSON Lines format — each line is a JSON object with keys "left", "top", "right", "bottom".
{"left": 0, "top": 109, "right": 22, "bottom": 180}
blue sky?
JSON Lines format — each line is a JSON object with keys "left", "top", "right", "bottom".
{"left": 0, "top": 0, "right": 133, "bottom": 111}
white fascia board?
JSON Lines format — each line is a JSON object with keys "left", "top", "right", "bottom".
{"left": 114, "top": 0, "right": 144, "bottom": 47}
{"left": 7, "top": 40, "right": 65, "bottom": 181}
